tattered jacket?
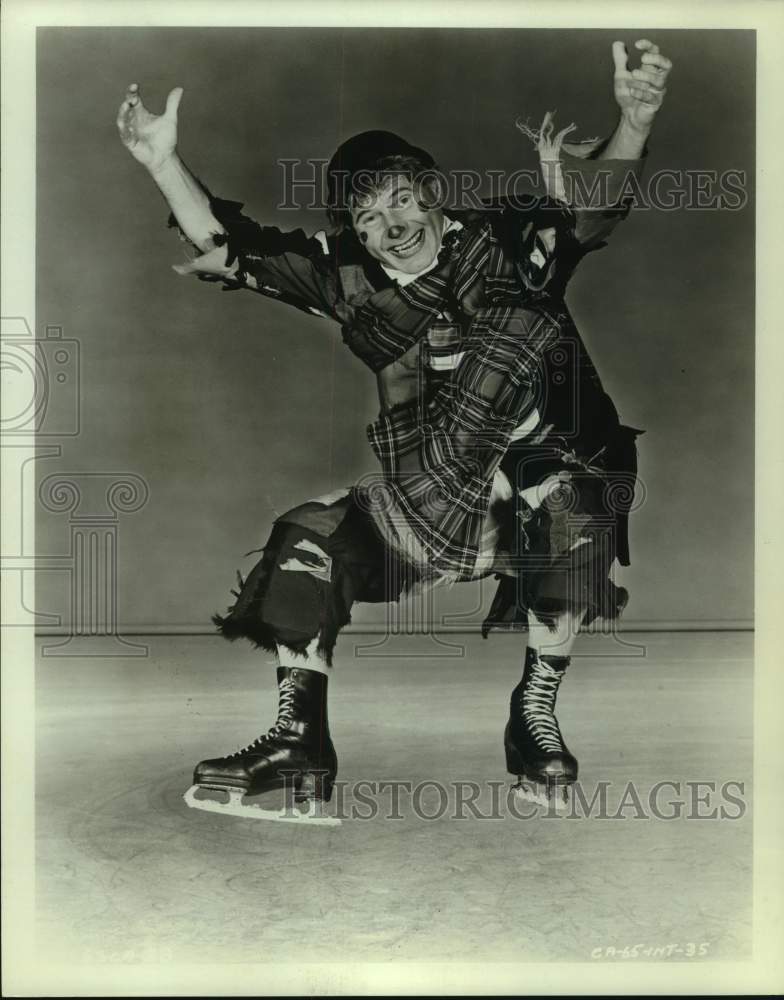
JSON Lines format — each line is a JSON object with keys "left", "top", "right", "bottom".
{"left": 172, "top": 146, "right": 645, "bottom": 581}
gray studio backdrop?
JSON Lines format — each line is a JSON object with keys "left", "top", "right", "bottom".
{"left": 35, "top": 27, "right": 754, "bottom": 633}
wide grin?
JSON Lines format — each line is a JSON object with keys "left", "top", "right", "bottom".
{"left": 388, "top": 229, "right": 425, "bottom": 258}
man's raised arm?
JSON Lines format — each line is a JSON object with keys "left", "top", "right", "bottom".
{"left": 117, "top": 83, "right": 227, "bottom": 256}
{"left": 519, "top": 39, "right": 672, "bottom": 250}
{"left": 599, "top": 39, "right": 672, "bottom": 160}
{"left": 116, "top": 83, "right": 339, "bottom": 318}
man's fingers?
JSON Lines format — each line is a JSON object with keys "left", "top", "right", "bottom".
{"left": 634, "top": 38, "right": 660, "bottom": 55}
{"left": 164, "top": 86, "right": 183, "bottom": 121}
{"left": 612, "top": 40, "right": 629, "bottom": 75}
{"left": 116, "top": 100, "right": 135, "bottom": 138}
{"left": 641, "top": 52, "right": 672, "bottom": 70}
{"left": 630, "top": 85, "right": 665, "bottom": 105}
{"left": 641, "top": 51, "right": 672, "bottom": 74}
{"left": 631, "top": 67, "right": 666, "bottom": 90}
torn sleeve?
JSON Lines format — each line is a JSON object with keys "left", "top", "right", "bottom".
{"left": 167, "top": 183, "right": 339, "bottom": 319}
{"left": 559, "top": 145, "right": 647, "bottom": 248}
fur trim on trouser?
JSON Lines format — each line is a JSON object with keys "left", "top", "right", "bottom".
{"left": 212, "top": 608, "right": 346, "bottom": 668}
{"left": 211, "top": 522, "right": 353, "bottom": 667}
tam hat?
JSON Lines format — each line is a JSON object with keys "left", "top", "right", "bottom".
{"left": 326, "top": 130, "right": 436, "bottom": 223}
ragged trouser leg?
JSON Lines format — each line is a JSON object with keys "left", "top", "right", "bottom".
{"left": 212, "top": 489, "right": 409, "bottom": 667}
{"left": 194, "top": 490, "right": 408, "bottom": 806}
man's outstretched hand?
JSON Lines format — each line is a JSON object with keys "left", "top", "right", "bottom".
{"left": 116, "top": 83, "right": 223, "bottom": 253}
{"left": 612, "top": 39, "right": 672, "bottom": 132}
{"left": 116, "top": 83, "right": 183, "bottom": 174}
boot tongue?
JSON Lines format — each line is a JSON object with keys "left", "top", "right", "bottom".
{"left": 276, "top": 665, "right": 328, "bottom": 688}
{"left": 539, "top": 654, "right": 570, "bottom": 675}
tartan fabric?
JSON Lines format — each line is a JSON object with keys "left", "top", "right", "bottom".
{"left": 344, "top": 227, "right": 463, "bottom": 372}
{"left": 358, "top": 216, "right": 573, "bottom": 579}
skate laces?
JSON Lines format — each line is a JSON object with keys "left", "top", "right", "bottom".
{"left": 228, "top": 678, "right": 297, "bottom": 757}
{"left": 521, "top": 660, "right": 565, "bottom": 753}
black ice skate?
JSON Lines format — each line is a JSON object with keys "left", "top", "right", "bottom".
{"left": 184, "top": 666, "right": 340, "bottom": 826}
{"left": 504, "top": 647, "right": 577, "bottom": 812}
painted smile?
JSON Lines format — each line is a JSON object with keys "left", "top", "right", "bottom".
{"left": 388, "top": 229, "right": 425, "bottom": 258}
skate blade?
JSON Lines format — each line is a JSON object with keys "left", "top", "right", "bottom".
{"left": 511, "top": 778, "right": 570, "bottom": 813}
{"left": 183, "top": 785, "right": 341, "bottom": 826}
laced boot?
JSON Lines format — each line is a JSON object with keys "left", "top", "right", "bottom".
{"left": 192, "top": 666, "right": 337, "bottom": 806}
{"left": 504, "top": 646, "right": 577, "bottom": 809}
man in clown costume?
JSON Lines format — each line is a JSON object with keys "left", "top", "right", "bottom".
{"left": 117, "top": 38, "right": 672, "bottom": 820}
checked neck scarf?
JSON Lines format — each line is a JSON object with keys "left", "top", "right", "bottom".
{"left": 338, "top": 220, "right": 489, "bottom": 373}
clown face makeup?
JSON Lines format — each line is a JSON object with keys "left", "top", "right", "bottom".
{"left": 349, "top": 174, "right": 444, "bottom": 275}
